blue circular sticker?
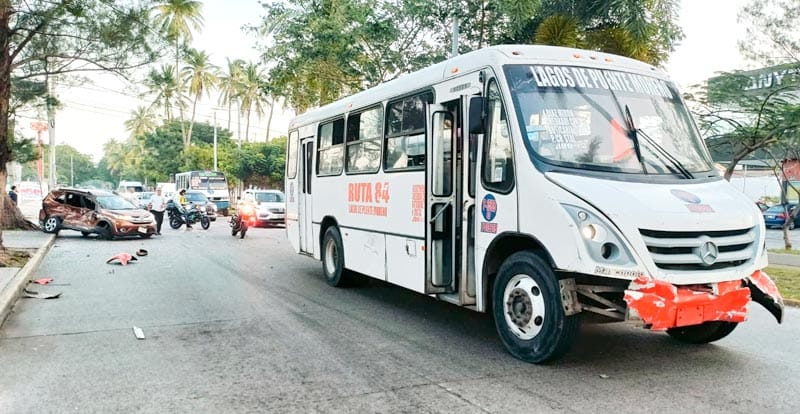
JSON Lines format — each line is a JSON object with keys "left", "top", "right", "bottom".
{"left": 670, "top": 189, "right": 701, "bottom": 204}
{"left": 481, "top": 194, "right": 497, "bottom": 221}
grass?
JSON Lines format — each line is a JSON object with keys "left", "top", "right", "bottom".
{"left": 769, "top": 248, "right": 800, "bottom": 255}
{"left": 765, "top": 266, "right": 800, "bottom": 303}
{"left": 0, "top": 249, "right": 31, "bottom": 267}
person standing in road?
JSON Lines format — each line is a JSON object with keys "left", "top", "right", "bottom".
{"left": 149, "top": 187, "right": 167, "bottom": 235}
{"left": 8, "top": 185, "right": 18, "bottom": 206}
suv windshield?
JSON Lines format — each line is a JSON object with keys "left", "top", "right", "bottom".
{"left": 255, "top": 192, "right": 284, "bottom": 203}
{"left": 96, "top": 195, "right": 137, "bottom": 210}
{"left": 504, "top": 64, "right": 713, "bottom": 176}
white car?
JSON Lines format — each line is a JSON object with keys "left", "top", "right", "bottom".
{"left": 242, "top": 189, "right": 285, "bottom": 226}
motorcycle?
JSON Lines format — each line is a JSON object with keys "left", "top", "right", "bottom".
{"left": 166, "top": 200, "right": 211, "bottom": 230}
{"left": 230, "top": 203, "right": 256, "bottom": 238}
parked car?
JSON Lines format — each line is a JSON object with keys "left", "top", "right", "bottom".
{"left": 242, "top": 189, "right": 285, "bottom": 226}
{"left": 184, "top": 190, "right": 218, "bottom": 221}
{"left": 39, "top": 188, "right": 156, "bottom": 239}
{"left": 762, "top": 203, "right": 800, "bottom": 229}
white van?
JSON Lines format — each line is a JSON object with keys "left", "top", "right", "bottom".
{"left": 116, "top": 180, "right": 144, "bottom": 203}
{"left": 242, "top": 189, "right": 285, "bottom": 226}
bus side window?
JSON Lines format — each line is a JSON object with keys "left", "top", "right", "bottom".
{"left": 482, "top": 80, "right": 514, "bottom": 193}
{"left": 287, "top": 130, "right": 299, "bottom": 178}
{"left": 384, "top": 91, "right": 433, "bottom": 171}
{"left": 346, "top": 105, "right": 383, "bottom": 173}
{"left": 317, "top": 118, "right": 344, "bottom": 176}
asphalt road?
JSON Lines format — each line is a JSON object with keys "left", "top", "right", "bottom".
{"left": 0, "top": 222, "right": 798, "bottom": 413}
{"left": 765, "top": 227, "right": 800, "bottom": 250}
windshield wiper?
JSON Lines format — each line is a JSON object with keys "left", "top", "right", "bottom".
{"left": 624, "top": 105, "right": 694, "bottom": 179}
{"left": 622, "top": 105, "right": 648, "bottom": 174}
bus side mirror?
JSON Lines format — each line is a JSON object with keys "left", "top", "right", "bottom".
{"left": 468, "top": 97, "right": 485, "bottom": 135}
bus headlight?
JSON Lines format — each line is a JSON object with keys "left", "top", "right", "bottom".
{"left": 562, "top": 204, "right": 636, "bottom": 265}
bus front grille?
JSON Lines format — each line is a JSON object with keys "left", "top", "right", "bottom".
{"left": 639, "top": 227, "right": 756, "bottom": 271}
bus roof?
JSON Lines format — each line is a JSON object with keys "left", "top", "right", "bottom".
{"left": 289, "top": 45, "right": 668, "bottom": 129}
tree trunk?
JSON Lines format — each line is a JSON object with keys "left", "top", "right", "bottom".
{"left": 236, "top": 102, "right": 242, "bottom": 142}
{"left": 265, "top": 98, "right": 275, "bottom": 141}
{"left": 0, "top": 4, "right": 11, "bottom": 249}
{"left": 783, "top": 225, "right": 793, "bottom": 250}
{"left": 187, "top": 94, "right": 198, "bottom": 148}
{"left": 245, "top": 107, "right": 251, "bottom": 143}
{"left": 0, "top": 171, "right": 37, "bottom": 232}
{"left": 227, "top": 102, "right": 232, "bottom": 131}
{"left": 176, "top": 41, "right": 187, "bottom": 149}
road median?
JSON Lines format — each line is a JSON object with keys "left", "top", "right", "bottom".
{"left": 0, "top": 233, "right": 56, "bottom": 327}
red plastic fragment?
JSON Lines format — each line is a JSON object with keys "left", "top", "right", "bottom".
{"left": 32, "top": 278, "right": 54, "bottom": 285}
{"left": 106, "top": 253, "right": 138, "bottom": 266}
{"left": 746, "top": 269, "right": 784, "bottom": 323}
{"left": 747, "top": 269, "right": 781, "bottom": 299}
{"left": 624, "top": 275, "right": 750, "bottom": 331}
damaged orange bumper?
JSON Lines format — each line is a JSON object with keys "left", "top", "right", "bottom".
{"left": 624, "top": 270, "right": 784, "bottom": 331}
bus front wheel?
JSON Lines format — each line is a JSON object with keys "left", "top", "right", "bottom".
{"left": 492, "top": 251, "right": 580, "bottom": 364}
{"left": 321, "top": 226, "right": 353, "bottom": 287}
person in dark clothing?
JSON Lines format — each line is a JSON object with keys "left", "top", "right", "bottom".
{"left": 8, "top": 185, "right": 18, "bottom": 205}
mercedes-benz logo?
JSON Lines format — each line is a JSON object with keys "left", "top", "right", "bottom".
{"left": 698, "top": 240, "right": 719, "bottom": 266}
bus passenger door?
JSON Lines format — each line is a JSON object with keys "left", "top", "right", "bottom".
{"left": 299, "top": 139, "right": 314, "bottom": 254}
{"left": 425, "top": 104, "right": 456, "bottom": 294}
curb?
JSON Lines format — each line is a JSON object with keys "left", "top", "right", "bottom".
{"left": 0, "top": 234, "right": 56, "bottom": 328}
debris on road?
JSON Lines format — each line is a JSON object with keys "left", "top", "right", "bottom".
{"left": 136, "top": 249, "right": 148, "bottom": 257}
{"left": 599, "top": 374, "right": 609, "bottom": 379}
{"left": 32, "top": 278, "right": 54, "bottom": 285}
{"left": 133, "top": 326, "right": 145, "bottom": 340}
{"left": 22, "top": 288, "right": 62, "bottom": 299}
{"left": 106, "top": 253, "right": 138, "bottom": 266}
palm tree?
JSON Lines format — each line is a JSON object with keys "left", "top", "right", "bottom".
{"left": 182, "top": 48, "right": 218, "bottom": 148}
{"left": 217, "top": 58, "right": 245, "bottom": 133}
{"left": 152, "top": 0, "right": 204, "bottom": 144}
{"left": 102, "top": 139, "right": 127, "bottom": 179}
{"left": 238, "top": 62, "right": 269, "bottom": 143}
{"left": 125, "top": 106, "right": 158, "bottom": 139}
{"left": 143, "top": 65, "right": 183, "bottom": 121}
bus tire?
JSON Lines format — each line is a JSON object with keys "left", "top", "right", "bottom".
{"left": 492, "top": 251, "right": 579, "bottom": 364}
{"left": 666, "top": 321, "right": 738, "bottom": 344}
{"left": 321, "top": 226, "right": 352, "bottom": 287}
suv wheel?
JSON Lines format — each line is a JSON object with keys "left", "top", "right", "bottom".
{"left": 43, "top": 216, "right": 61, "bottom": 234}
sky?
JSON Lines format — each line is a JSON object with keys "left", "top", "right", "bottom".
{"left": 21, "top": 0, "right": 755, "bottom": 164}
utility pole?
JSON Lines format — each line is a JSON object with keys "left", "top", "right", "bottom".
{"left": 213, "top": 111, "right": 218, "bottom": 171}
{"left": 451, "top": 15, "right": 460, "bottom": 58}
{"left": 46, "top": 71, "right": 57, "bottom": 188}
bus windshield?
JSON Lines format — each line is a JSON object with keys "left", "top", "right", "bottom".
{"left": 504, "top": 64, "right": 713, "bottom": 175}
{"left": 200, "top": 176, "right": 227, "bottom": 190}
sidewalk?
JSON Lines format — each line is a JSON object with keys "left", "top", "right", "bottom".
{"left": 0, "top": 230, "right": 55, "bottom": 327}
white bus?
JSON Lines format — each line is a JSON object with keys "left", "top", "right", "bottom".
{"left": 174, "top": 170, "right": 230, "bottom": 215}
{"left": 284, "top": 45, "right": 784, "bottom": 363}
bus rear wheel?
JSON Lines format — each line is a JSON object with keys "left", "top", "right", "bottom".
{"left": 321, "top": 226, "right": 353, "bottom": 287}
{"left": 492, "top": 251, "right": 580, "bottom": 364}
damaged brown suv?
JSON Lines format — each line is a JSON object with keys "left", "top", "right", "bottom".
{"left": 39, "top": 188, "right": 156, "bottom": 239}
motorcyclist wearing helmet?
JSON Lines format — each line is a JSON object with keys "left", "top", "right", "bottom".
{"left": 174, "top": 189, "right": 193, "bottom": 229}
